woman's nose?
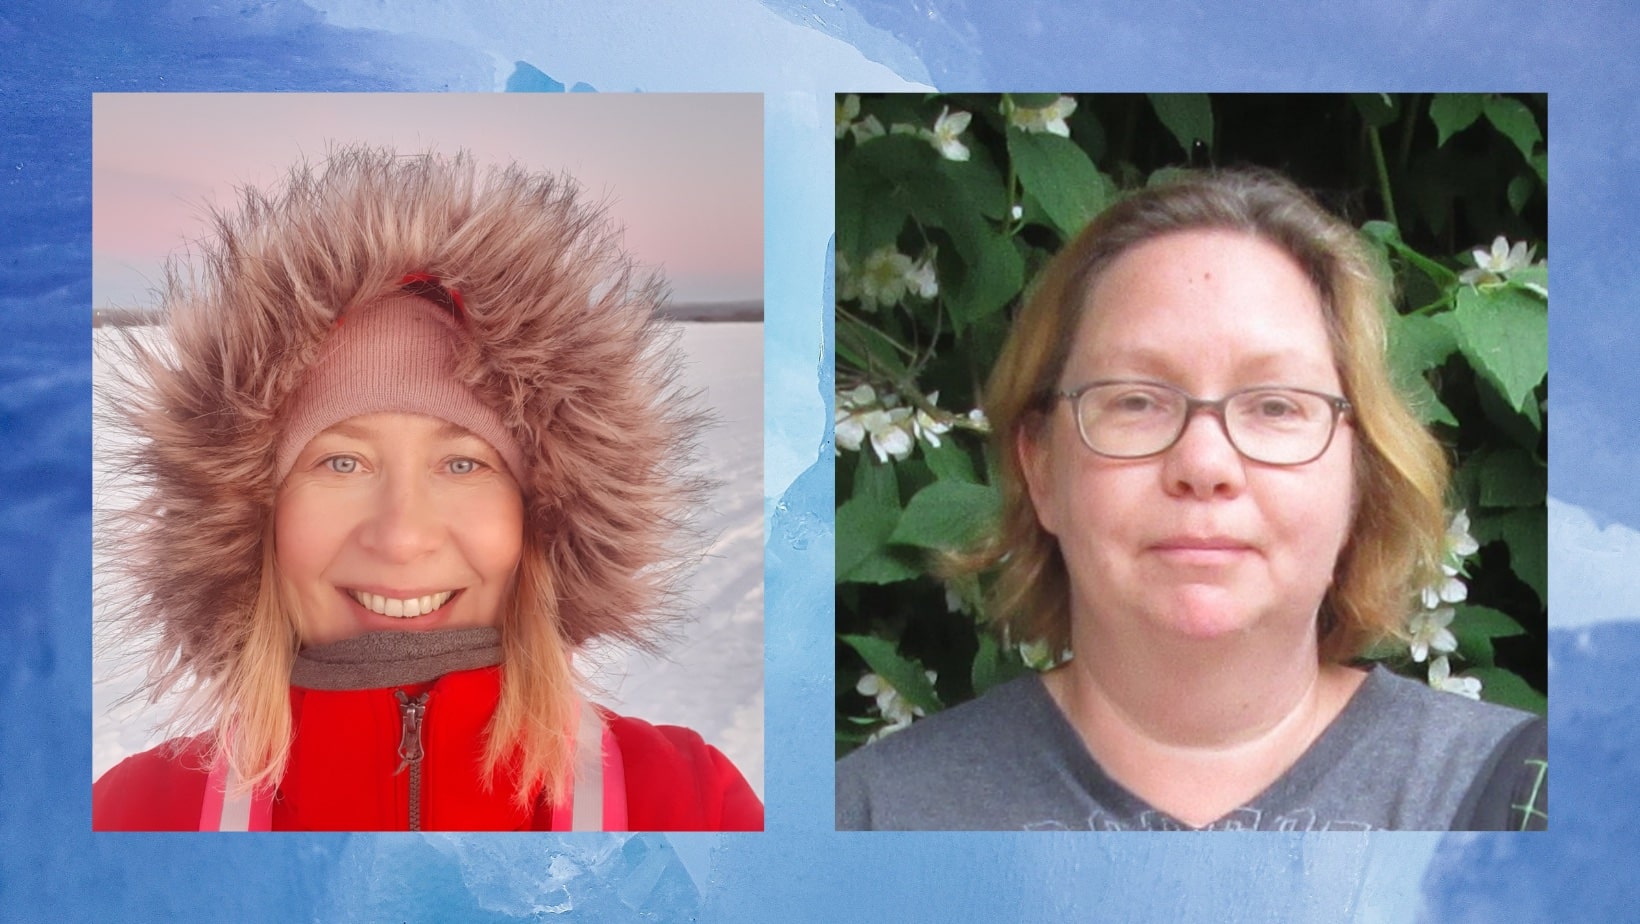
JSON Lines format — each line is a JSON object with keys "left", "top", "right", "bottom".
{"left": 1159, "top": 407, "right": 1247, "bottom": 499}
{"left": 357, "top": 475, "right": 443, "bottom": 562}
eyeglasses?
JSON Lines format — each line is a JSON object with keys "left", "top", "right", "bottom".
{"left": 1055, "top": 380, "right": 1352, "bottom": 466}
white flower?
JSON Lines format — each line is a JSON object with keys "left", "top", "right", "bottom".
{"left": 834, "top": 384, "right": 918, "bottom": 462}
{"left": 1010, "top": 204, "right": 1024, "bottom": 221}
{"left": 912, "top": 390, "right": 953, "bottom": 448}
{"left": 1018, "top": 638, "right": 1057, "bottom": 671}
{"left": 966, "top": 407, "right": 991, "bottom": 433}
{"left": 857, "top": 670, "right": 936, "bottom": 740}
{"left": 1443, "top": 509, "right": 1480, "bottom": 576}
{"left": 852, "top": 246, "right": 938, "bottom": 311}
{"left": 836, "top": 95, "right": 886, "bottom": 145}
{"left": 914, "top": 407, "right": 950, "bottom": 448}
{"left": 1408, "top": 607, "right": 1458, "bottom": 663}
{"left": 1421, "top": 575, "right": 1468, "bottom": 609}
{"left": 923, "top": 107, "right": 972, "bottom": 161}
{"left": 834, "top": 383, "right": 880, "bottom": 454}
{"left": 852, "top": 115, "right": 885, "bottom": 144}
{"left": 1009, "top": 95, "right": 1077, "bottom": 137}
{"left": 1460, "top": 235, "right": 1538, "bottom": 286}
{"left": 907, "top": 254, "right": 939, "bottom": 300}
{"left": 1427, "top": 655, "right": 1482, "bottom": 700}
{"left": 856, "top": 247, "right": 917, "bottom": 311}
{"left": 865, "top": 406, "right": 915, "bottom": 462}
{"left": 835, "top": 94, "right": 860, "bottom": 140}
{"left": 835, "top": 251, "right": 859, "bottom": 303}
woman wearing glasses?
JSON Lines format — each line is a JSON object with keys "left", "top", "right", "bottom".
{"left": 835, "top": 169, "right": 1544, "bottom": 831}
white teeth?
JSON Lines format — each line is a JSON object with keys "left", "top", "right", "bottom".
{"left": 349, "top": 589, "right": 455, "bottom": 618}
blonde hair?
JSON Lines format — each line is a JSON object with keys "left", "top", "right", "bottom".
{"left": 962, "top": 168, "right": 1449, "bottom": 662}
{"left": 213, "top": 528, "right": 579, "bottom": 808}
{"left": 96, "top": 147, "right": 705, "bottom": 812}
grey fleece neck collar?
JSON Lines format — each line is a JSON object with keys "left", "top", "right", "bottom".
{"left": 290, "top": 627, "right": 503, "bottom": 691}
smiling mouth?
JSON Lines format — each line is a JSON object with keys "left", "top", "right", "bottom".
{"left": 345, "top": 588, "right": 458, "bottom": 618}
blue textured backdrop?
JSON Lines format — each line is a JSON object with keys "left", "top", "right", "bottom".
{"left": 2, "top": 0, "right": 1635, "bottom": 920}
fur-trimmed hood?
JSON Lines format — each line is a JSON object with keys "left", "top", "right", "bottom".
{"left": 99, "top": 146, "right": 705, "bottom": 686}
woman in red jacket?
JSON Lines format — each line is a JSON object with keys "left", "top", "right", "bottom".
{"left": 93, "top": 147, "right": 762, "bottom": 831}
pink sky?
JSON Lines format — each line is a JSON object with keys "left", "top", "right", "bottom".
{"left": 93, "top": 93, "right": 762, "bottom": 304}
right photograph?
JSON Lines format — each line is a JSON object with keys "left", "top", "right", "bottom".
{"left": 833, "top": 92, "right": 1547, "bottom": 831}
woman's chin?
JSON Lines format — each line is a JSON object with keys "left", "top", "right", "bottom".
{"left": 1143, "top": 589, "right": 1266, "bottom": 643}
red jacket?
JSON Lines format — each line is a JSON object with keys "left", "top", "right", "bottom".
{"left": 92, "top": 666, "right": 762, "bottom": 831}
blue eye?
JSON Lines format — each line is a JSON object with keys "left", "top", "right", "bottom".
{"left": 448, "top": 458, "right": 480, "bottom": 475}
{"left": 324, "top": 456, "right": 359, "bottom": 474}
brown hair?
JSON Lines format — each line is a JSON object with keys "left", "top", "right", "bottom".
{"left": 962, "top": 168, "right": 1449, "bottom": 662}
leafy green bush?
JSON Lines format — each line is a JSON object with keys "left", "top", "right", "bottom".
{"left": 835, "top": 93, "right": 1547, "bottom": 755}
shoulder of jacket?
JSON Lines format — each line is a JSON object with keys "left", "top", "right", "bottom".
{"left": 604, "top": 712, "right": 763, "bottom": 832}
{"left": 92, "top": 735, "right": 214, "bottom": 831}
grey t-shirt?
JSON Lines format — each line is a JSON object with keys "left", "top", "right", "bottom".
{"left": 836, "top": 666, "right": 1535, "bottom": 831}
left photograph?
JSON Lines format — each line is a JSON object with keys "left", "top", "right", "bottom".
{"left": 91, "top": 93, "right": 764, "bottom": 831}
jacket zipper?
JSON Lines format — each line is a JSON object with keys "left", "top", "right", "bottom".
{"left": 394, "top": 690, "right": 429, "bottom": 831}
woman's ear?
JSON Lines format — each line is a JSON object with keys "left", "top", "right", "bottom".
{"left": 1016, "top": 415, "right": 1061, "bottom": 538}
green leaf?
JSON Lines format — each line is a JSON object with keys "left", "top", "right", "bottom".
{"left": 1148, "top": 93, "right": 1215, "bottom": 151}
{"left": 1009, "top": 92, "right": 1065, "bottom": 110}
{"left": 1477, "top": 447, "right": 1547, "bottom": 508}
{"left": 1469, "top": 667, "right": 1546, "bottom": 714}
{"left": 852, "top": 445, "right": 899, "bottom": 503}
{"left": 890, "top": 480, "right": 1001, "bottom": 550}
{"left": 1390, "top": 311, "right": 1459, "bottom": 373}
{"left": 1530, "top": 151, "right": 1548, "bottom": 183}
{"left": 847, "top": 550, "right": 923, "bottom": 585}
{"left": 1507, "top": 173, "right": 1535, "bottom": 214}
{"left": 947, "top": 230, "right": 1026, "bottom": 331}
{"left": 1483, "top": 96, "right": 1543, "bottom": 163}
{"left": 835, "top": 316, "right": 911, "bottom": 379}
{"left": 922, "top": 435, "right": 978, "bottom": 484}
{"left": 1007, "top": 129, "right": 1110, "bottom": 238}
{"left": 1450, "top": 285, "right": 1548, "bottom": 413}
{"left": 1509, "top": 264, "right": 1548, "bottom": 298}
{"left": 1429, "top": 93, "right": 1485, "bottom": 146}
{"left": 836, "top": 455, "right": 915, "bottom": 584}
{"left": 836, "top": 494, "right": 910, "bottom": 583}
{"left": 1361, "top": 221, "right": 1459, "bottom": 287}
{"left": 1474, "top": 506, "right": 1547, "bottom": 607}
{"left": 1453, "top": 604, "right": 1526, "bottom": 639}
{"left": 840, "top": 634, "right": 942, "bottom": 713}
{"left": 1451, "top": 604, "right": 1526, "bottom": 666}
{"left": 1350, "top": 92, "right": 1400, "bottom": 128}
{"left": 835, "top": 144, "right": 913, "bottom": 259}
{"left": 971, "top": 632, "right": 1028, "bottom": 696}
{"left": 1387, "top": 312, "right": 1460, "bottom": 426}
{"left": 1402, "top": 374, "right": 1460, "bottom": 427}
{"left": 937, "top": 152, "right": 1010, "bottom": 221}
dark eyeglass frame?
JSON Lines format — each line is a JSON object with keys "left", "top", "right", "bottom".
{"left": 1054, "top": 379, "right": 1353, "bottom": 466}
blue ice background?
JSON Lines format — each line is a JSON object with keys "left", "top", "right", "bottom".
{"left": 2, "top": 0, "right": 1637, "bottom": 920}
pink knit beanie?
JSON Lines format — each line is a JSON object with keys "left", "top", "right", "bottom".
{"left": 274, "top": 289, "right": 526, "bottom": 483}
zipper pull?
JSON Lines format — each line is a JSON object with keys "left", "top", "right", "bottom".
{"left": 394, "top": 689, "right": 429, "bottom": 775}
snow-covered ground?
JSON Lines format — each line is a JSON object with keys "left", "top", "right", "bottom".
{"left": 91, "top": 322, "right": 764, "bottom": 799}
